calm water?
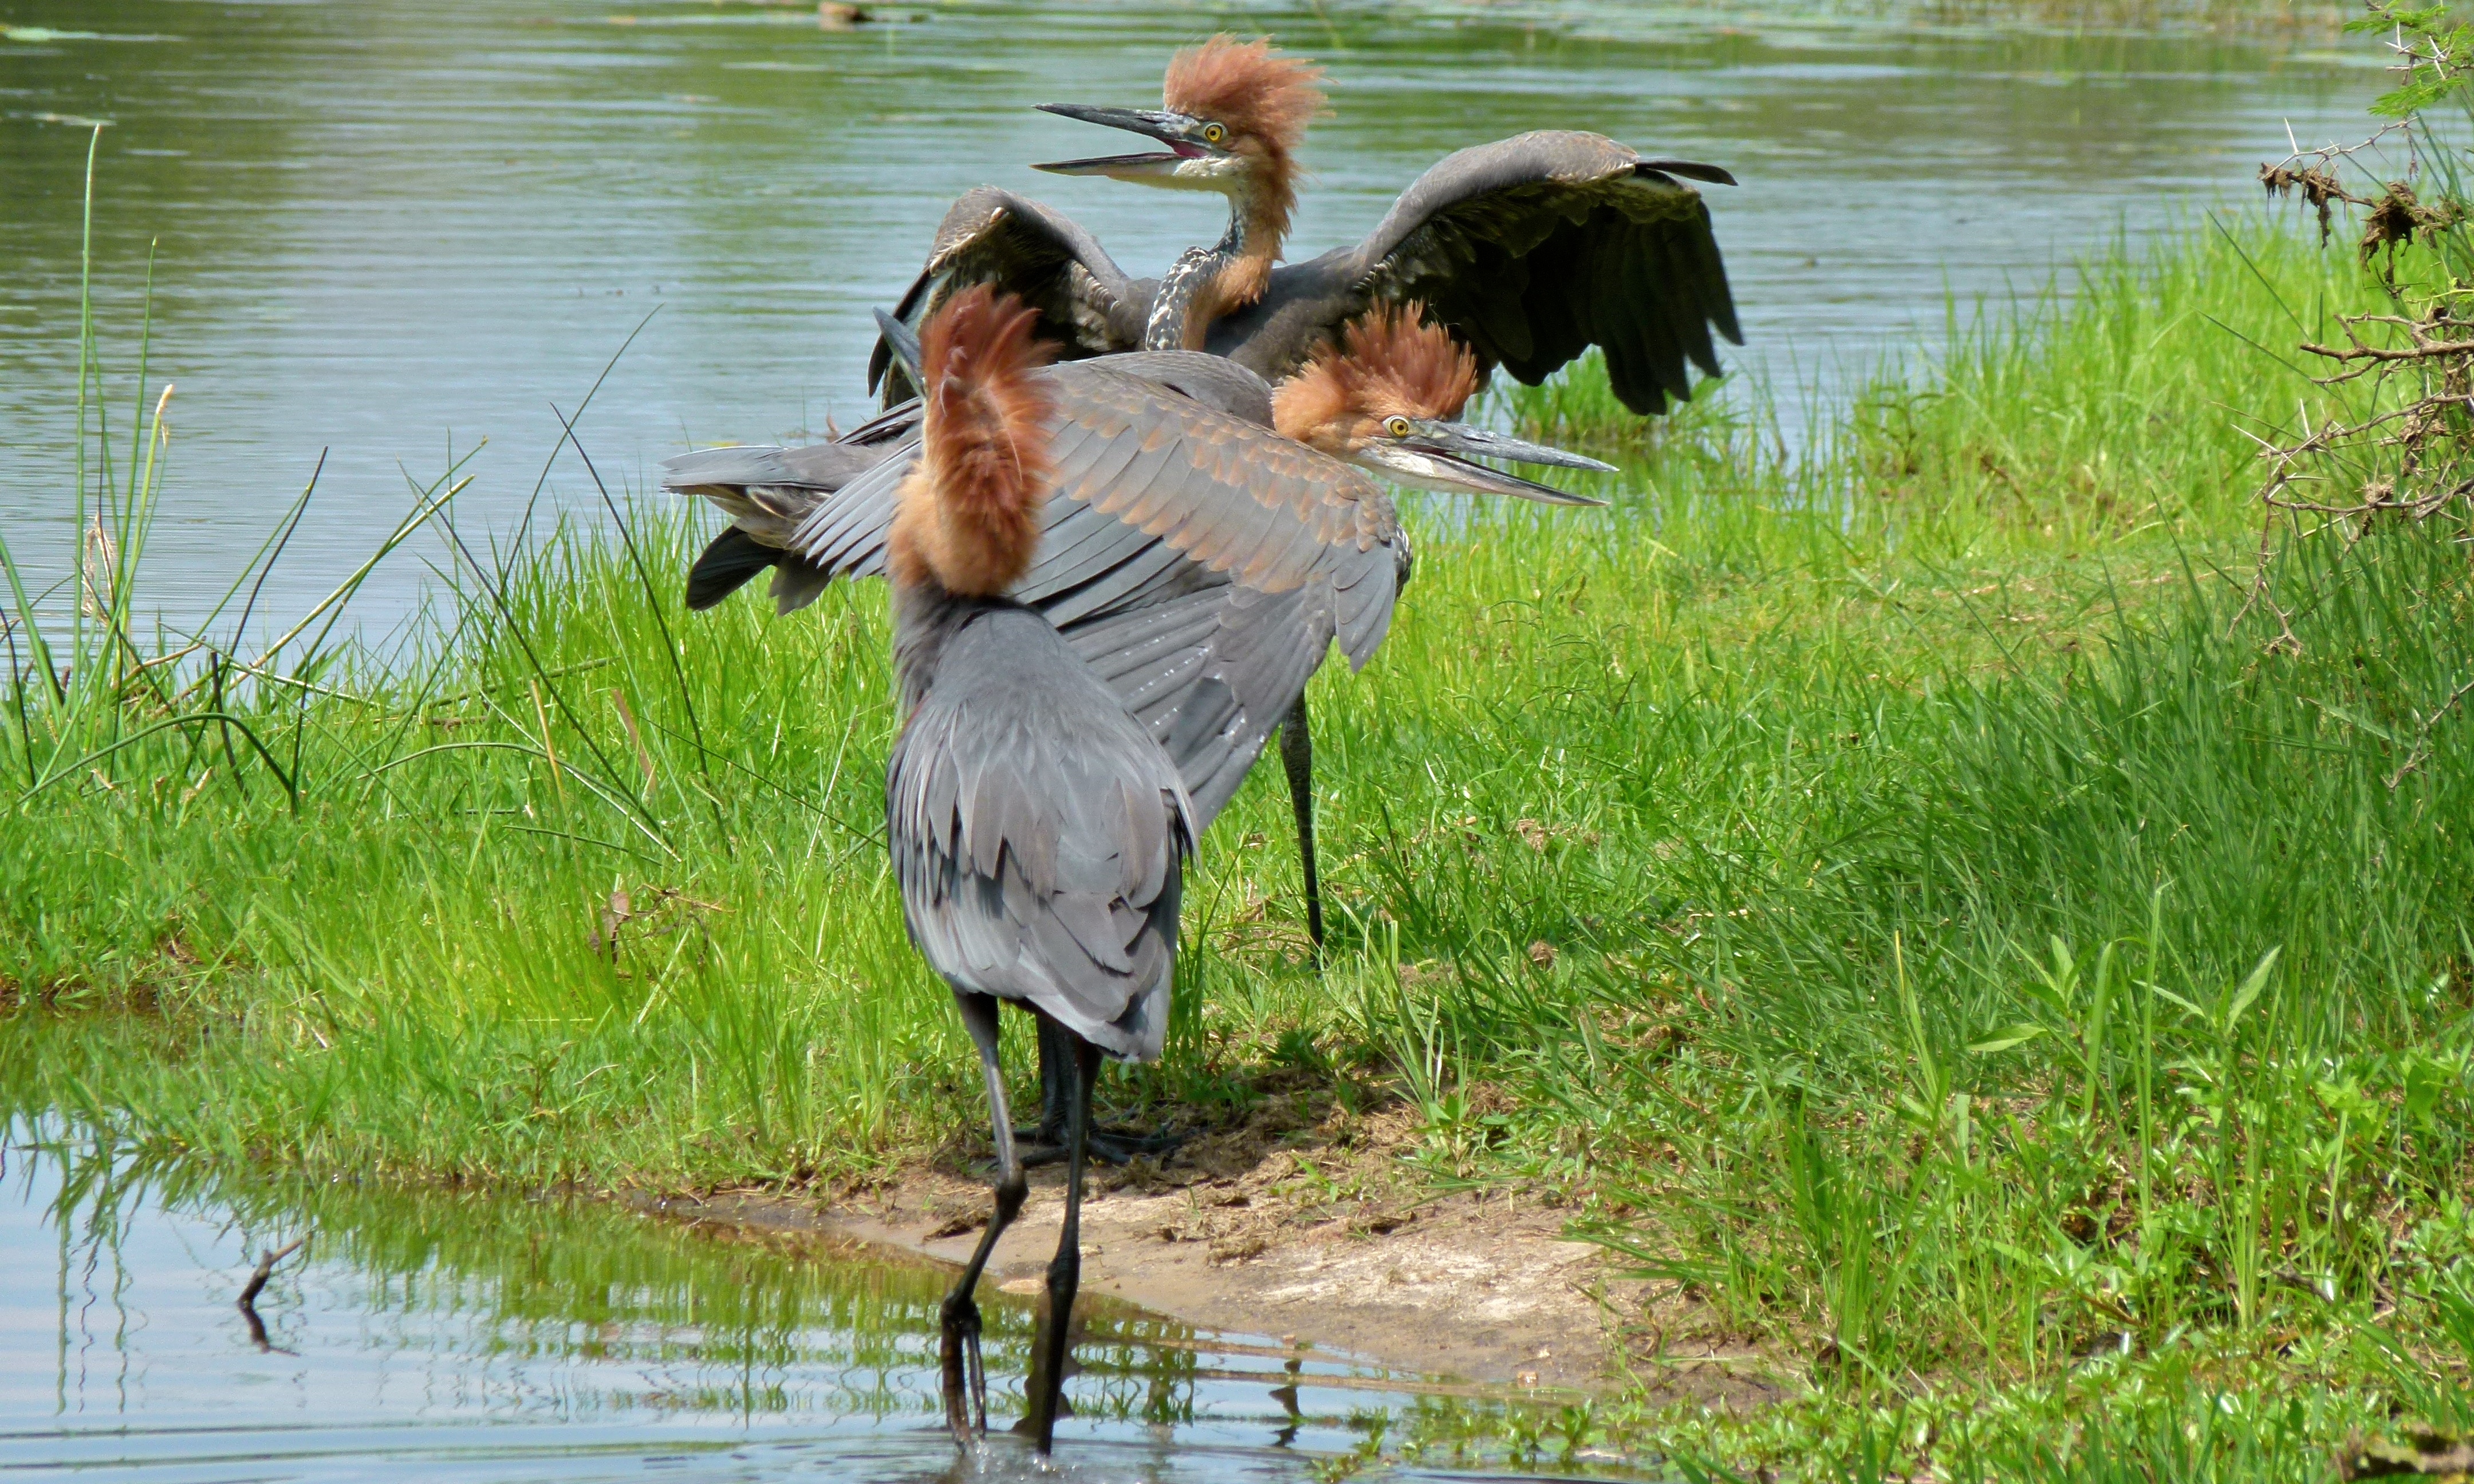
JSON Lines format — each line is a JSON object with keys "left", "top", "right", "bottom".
{"left": 0, "top": 1, "right": 2375, "bottom": 636}
{"left": 0, "top": 1123, "right": 1520, "bottom": 1482}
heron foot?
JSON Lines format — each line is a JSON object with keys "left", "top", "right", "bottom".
{"left": 939, "top": 1289, "right": 987, "bottom": 1445}
{"left": 1010, "top": 1123, "right": 1186, "bottom": 1169}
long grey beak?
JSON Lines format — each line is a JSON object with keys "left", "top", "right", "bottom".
{"left": 1412, "top": 424, "right": 1617, "bottom": 475}
{"left": 1033, "top": 104, "right": 1208, "bottom": 176}
{"left": 1358, "top": 421, "right": 1616, "bottom": 504}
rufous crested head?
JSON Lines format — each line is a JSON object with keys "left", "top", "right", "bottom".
{"left": 1272, "top": 303, "right": 1481, "bottom": 453}
{"left": 1163, "top": 35, "right": 1325, "bottom": 159}
{"left": 1168, "top": 34, "right": 1321, "bottom": 275}
{"left": 888, "top": 285, "right": 1058, "bottom": 598}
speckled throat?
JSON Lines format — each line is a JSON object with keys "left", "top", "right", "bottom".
{"left": 1143, "top": 243, "right": 1229, "bottom": 351}
{"left": 1141, "top": 207, "right": 1274, "bottom": 352}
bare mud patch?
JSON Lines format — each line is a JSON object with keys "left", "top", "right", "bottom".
{"left": 634, "top": 1081, "right": 1785, "bottom": 1408}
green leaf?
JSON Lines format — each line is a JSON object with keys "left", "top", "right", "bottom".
{"left": 1969, "top": 1023, "right": 2049, "bottom": 1055}
{"left": 2224, "top": 947, "right": 2281, "bottom": 1028}
{"left": 2153, "top": 986, "right": 2208, "bottom": 1021}
{"left": 2402, "top": 1053, "right": 2453, "bottom": 1125}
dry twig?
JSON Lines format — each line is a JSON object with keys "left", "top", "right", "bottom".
{"left": 237, "top": 1234, "right": 311, "bottom": 1353}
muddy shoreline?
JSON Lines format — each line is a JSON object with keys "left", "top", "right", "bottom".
{"left": 621, "top": 1114, "right": 1787, "bottom": 1409}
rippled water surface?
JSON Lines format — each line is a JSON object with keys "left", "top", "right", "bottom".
{"left": 0, "top": 0, "right": 2376, "bottom": 633}
{"left": 0, "top": 1124, "right": 1513, "bottom": 1482}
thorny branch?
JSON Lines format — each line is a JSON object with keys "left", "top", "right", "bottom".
{"left": 2258, "top": 120, "right": 2414, "bottom": 247}
{"left": 2248, "top": 1, "right": 2474, "bottom": 647}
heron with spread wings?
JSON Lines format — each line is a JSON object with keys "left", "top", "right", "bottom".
{"left": 853, "top": 38, "right": 1738, "bottom": 961}
{"left": 669, "top": 305, "right": 1608, "bottom": 1159}
{"left": 874, "top": 34, "right": 1742, "bottom": 417}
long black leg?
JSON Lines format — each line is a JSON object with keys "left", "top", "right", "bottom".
{"left": 1017, "top": 1015, "right": 1076, "bottom": 1149}
{"left": 1025, "top": 1027, "right": 1100, "bottom": 1457}
{"left": 941, "top": 991, "right": 1026, "bottom": 1449}
{"left": 1017, "top": 1015, "right": 1183, "bottom": 1169}
{"left": 1279, "top": 692, "right": 1325, "bottom": 960}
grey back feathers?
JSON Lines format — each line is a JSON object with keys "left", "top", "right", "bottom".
{"left": 888, "top": 596, "right": 1193, "bottom": 1061}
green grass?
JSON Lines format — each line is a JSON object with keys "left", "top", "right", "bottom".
{"left": 6, "top": 214, "right": 2472, "bottom": 1475}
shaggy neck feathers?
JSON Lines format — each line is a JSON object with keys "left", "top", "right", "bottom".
{"left": 887, "top": 287, "right": 1058, "bottom": 600}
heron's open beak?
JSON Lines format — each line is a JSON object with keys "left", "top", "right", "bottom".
{"left": 1356, "top": 422, "right": 1617, "bottom": 504}
{"left": 1033, "top": 104, "right": 1223, "bottom": 183}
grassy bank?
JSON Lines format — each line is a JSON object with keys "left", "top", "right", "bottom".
{"left": 7, "top": 216, "right": 2473, "bottom": 1475}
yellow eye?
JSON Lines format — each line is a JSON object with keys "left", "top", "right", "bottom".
{"left": 1201, "top": 121, "right": 1226, "bottom": 144}
{"left": 1384, "top": 416, "right": 1412, "bottom": 438}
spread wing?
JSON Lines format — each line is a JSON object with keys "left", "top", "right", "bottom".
{"left": 1063, "top": 575, "right": 1355, "bottom": 827}
{"left": 677, "top": 356, "right": 1398, "bottom": 835}
{"left": 1216, "top": 131, "right": 1741, "bottom": 416}
{"left": 785, "top": 360, "right": 1401, "bottom": 831}
{"left": 1031, "top": 365, "right": 1397, "bottom": 613}
{"left": 888, "top": 607, "right": 1193, "bottom": 1061}
{"left": 869, "top": 188, "right": 1148, "bottom": 405}
{"left": 788, "top": 360, "right": 1400, "bottom": 666}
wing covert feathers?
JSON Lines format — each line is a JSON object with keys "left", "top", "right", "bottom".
{"left": 870, "top": 188, "right": 1146, "bottom": 402}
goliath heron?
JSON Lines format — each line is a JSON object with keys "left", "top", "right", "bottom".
{"left": 666, "top": 306, "right": 1606, "bottom": 1159}
{"left": 881, "top": 285, "right": 1194, "bottom": 1454}
{"left": 873, "top": 34, "right": 1742, "bottom": 418}
{"left": 858, "top": 35, "right": 1738, "bottom": 953}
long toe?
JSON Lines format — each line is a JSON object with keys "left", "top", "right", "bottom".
{"left": 1007, "top": 1126, "right": 1183, "bottom": 1169}
{"left": 1008, "top": 1124, "right": 1073, "bottom": 1170}
{"left": 964, "top": 1321, "right": 989, "bottom": 1440}
{"left": 1008, "top": 1140, "right": 1071, "bottom": 1170}
{"left": 1093, "top": 1121, "right": 1184, "bottom": 1150}
{"left": 1085, "top": 1126, "right": 1188, "bottom": 1166}
{"left": 941, "top": 1297, "right": 986, "bottom": 1444}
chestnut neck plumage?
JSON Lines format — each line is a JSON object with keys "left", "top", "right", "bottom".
{"left": 1141, "top": 169, "right": 1291, "bottom": 352}
{"left": 885, "top": 287, "right": 1057, "bottom": 713}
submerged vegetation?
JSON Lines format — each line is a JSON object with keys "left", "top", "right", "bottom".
{"left": 11, "top": 52, "right": 2474, "bottom": 1481}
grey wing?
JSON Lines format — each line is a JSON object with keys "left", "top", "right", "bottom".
{"left": 1220, "top": 131, "right": 1742, "bottom": 415}
{"left": 1031, "top": 362, "right": 1401, "bottom": 599}
{"left": 1062, "top": 575, "right": 1341, "bottom": 829}
{"left": 999, "top": 364, "right": 1400, "bottom": 819}
{"left": 870, "top": 187, "right": 1148, "bottom": 404}
{"left": 789, "top": 357, "right": 1394, "bottom": 610}
{"left": 663, "top": 440, "right": 883, "bottom": 502}
{"left": 887, "top": 614, "right": 1194, "bottom": 1060}
{"left": 1077, "top": 350, "right": 1274, "bottom": 425}
{"left": 784, "top": 441, "right": 918, "bottom": 583}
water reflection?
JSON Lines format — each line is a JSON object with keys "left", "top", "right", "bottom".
{"left": 0, "top": 0, "right": 2374, "bottom": 635}
{"left": 0, "top": 1121, "right": 1480, "bottom": 1482}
